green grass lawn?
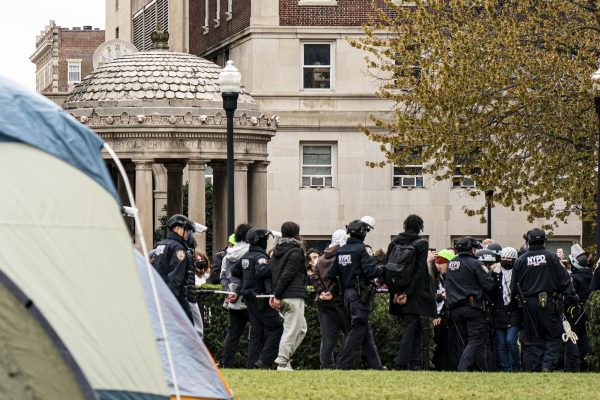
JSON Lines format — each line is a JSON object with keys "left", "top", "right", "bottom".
{"left": 221, "top": 370, "right": 597, "bottom": 400}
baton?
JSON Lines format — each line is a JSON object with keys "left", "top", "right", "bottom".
{"left": 256, "top": 294, "right": 275, "bottom": 298}
{"left": 199, "top": 289, "right": 235, "bottom": 295}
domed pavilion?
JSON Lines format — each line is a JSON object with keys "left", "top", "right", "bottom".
{"left": 63, "top": 34, "right": 276, "bottom": 251}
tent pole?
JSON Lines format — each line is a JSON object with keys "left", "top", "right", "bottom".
{"left": 104, "top": 143, "right": 181, "bottom": 400}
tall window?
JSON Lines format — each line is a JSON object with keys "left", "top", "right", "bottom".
{"left": 67, "top": 60, "right": 81, "bottom": 84}
{"left": 303, "top": 43, "right": 332, "bottom": 89}
{"left": 452, "top": 154, "right": 478, "bottom": 188}
{"left": 133, "top": 0, "right": 169, "bottom": 51}
{"left": 393, "top": 146, "right": 424, "bottom": 188}
{"left": 301, "top": 144, "right": 334, "bottom": 188}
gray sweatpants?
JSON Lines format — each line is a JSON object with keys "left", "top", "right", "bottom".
{"left": 275, "top": 298, "right": 307, "bottom": 365}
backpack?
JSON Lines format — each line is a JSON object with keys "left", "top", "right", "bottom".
{"left": 384, "top": 239, "right": 422, "bottom": 293}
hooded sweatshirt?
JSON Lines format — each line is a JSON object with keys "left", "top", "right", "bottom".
{"left": 220, "top": 241, "right": 250, "bottom": 310}
{"left": 270, "top": 238, "right": 306, "bottom": 300}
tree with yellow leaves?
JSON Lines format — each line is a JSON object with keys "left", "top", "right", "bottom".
{"left": 352, "top": 0, "right": 598, "bottom": 229}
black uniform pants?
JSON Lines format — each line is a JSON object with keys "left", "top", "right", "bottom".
{"left": 564, "top": 312, "right": 589, "bottom": 372}
{"left": 317, "top": 301, "right": 350, "bottom": 369}
{"left": 450, "top": 305, "right": 488, "bottom": 371}
{"left": 433, "top": 317, "right": 451, "bottom": 370}
{"left": 336, "top": 289, "right": 382, "bottom": 370}
{"left": 395, "top": 313, "right": 422, "bottom": 370}
{"left": 523, "top": 297, "right": 562, "bottom": 371}
{"left": 246, "top": 297, "right": 283, "bottom": 368}
{"left": 220, "top": 308, "right": 250, "bottom": 368}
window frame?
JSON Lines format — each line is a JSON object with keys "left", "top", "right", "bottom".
{"left": 300, "top": 142, "right": 336, "bottom": 189}
{"left": 392, "top": 145, "right": 425, "bottom": 189}
{"left": 452, "top": 154, "right": 479, "bottom": 188}
{"left": 301, "top": 42, "right": 334, "bottom": 91}
{"left": 67, "top": 59, "right": 82, "bottom": 84}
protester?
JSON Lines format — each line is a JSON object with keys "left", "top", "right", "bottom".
{"left": 220, "top": 224, "right": 253, "bottom": 368}
{"left": 310, "top": 229, "right": 350, "bottom": 369}
{"left": 431, "top": 249, "right": 455, "bottom": 370}
{"left": 269, "top": 221, "right": 308, "bottom": 371}
{"left": 387, "top": 214, "right": 436, "bottom": 370}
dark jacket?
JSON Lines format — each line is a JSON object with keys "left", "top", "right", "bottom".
{"left": 387, "top": 231, "right": 436, "bottom": 318}
{"left": 310, "top": 245, "right": 343, "bottom": 306}
{"left": 327, "top": 237, "right": 382, "bottom": 289}
{"left": 153, "top": 232, "right": 192, "bottom": 299}
{"left": 208, "top": 249, "right": 226, "bottom": 284}
{"left": 569, "top": 266, "right": 592, "bottom": 305}
{"left": 445, "top": 251, "right": 495, "bottom": 308}
{"left": 270, "top": 238, "right": 307, "bottom": 300}
{"left": 511, "top": 244, "right": 578, "bottom": 303}
{"left": 231, "top": 245, "right": 272, "bottom": 298}
{"left": 490, "top": 267, "right": 522, "bottom": 329}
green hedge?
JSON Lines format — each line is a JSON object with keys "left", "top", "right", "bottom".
{"left": 197, "top": 285, "right": 405, "bottom": 369}
{"left": 586, "top": 290, "right": 600, "bottom": 370}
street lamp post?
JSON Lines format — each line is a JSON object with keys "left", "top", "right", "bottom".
{"left": 592, "top": 68, "right": 600, "bottom": 259}
{"left": 219, "top": 60, "right": 242, "bottom": 236}
{"left": 485, "top": 190, "right": 494, "bottom": 239}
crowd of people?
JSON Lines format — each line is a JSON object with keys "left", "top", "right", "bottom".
{"left": 149, "top": 212, "right": 600, "bottom": 372}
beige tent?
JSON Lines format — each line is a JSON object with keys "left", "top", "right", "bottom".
{"left": 0, "top": 76, "right": 170, "bottom": 400}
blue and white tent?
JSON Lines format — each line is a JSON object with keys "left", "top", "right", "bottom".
{"left": 0, "top": 76, "right": 169, "bottom": 400}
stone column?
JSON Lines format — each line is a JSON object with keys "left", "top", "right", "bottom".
{"left": 188, "top": 160, "right": 207, "bottom": 252}
{"left": 165, "top": 163, "right": 186, "bottom": 217}
{"left": 133, "top": 159, "right": 154, "bottom": 246}
{"left": 152, "top": 164, "right": 167, "bottom": 228}
{"left": 116, "top": 162, "right": 136, "bottom": 236}
{"left": 234, "top": 161, "right": 250, "bottom": 228}
{"left": 212, "top": 164, "right": 227, "bottom": 254}
{"left": 248, "top": 161, "right": 269, "bottom": 229}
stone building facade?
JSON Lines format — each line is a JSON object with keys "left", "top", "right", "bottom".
{"left": 103, "top": 0, "right": 582, "bottom": 252}
{"left": 30, "top": 21, "right": 104, "bottom": 105}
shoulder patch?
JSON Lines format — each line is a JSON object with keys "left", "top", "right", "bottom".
{"left": 155, "top": 245, "right": 166, "bottom": 256}
{"left": 257, "top": 258, "right": 268, "bottom": 264}
{"left": 242, "top": 259, "right": 250, "bottom": 269}
{"left": 176, "top": 249, "right": 186, "bottom": 262}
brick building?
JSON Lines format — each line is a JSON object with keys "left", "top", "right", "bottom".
{"left": 104, "top": 1, "right": 582, "bottom": 251}
{"left": 30, "top": 21, "right": 104, "bottom": 104}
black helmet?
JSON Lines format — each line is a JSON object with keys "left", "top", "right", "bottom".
{"left": 346, "top": 219, "right": 369, "bottom": 239}
{"left": 454, "top": 236, "right": 482, "bottom": 252}
{"left": 166, "top": 214, "right": 194, "bottom": 231}
{"left": 524, "top": 228, "right": 546, "bottom": 245}
{"left": 487, "top": 242, "right": 502, "bottom": 255}
{"left": 475, "top": 249, "right": 497, "bottom": 264}
{"left": 246, "top": 227, "right": 272, "bottom": 246}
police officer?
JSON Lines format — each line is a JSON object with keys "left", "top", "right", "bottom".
{"left": 564, "top": 244, "right": 592, "bottom": 372}
{"left": 152, "top": 214, "right": 196, "bottom": 322}
{"left": 231, "top": 227, "right": 283, "bottom": 369}
{"left": 511, "top": 228, "right": 578, "bottom": 372}
{"left": 445, "top": 236, "right": 495, "bottom": 371}
{"left": 327, "top": 219, "right": 384, "bottom": 370}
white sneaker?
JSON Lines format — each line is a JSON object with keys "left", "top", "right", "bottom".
{"left": 276, "top": 362, "right": 293, "bottom": 371}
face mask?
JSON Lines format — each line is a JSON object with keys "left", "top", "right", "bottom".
{"left": 500, "top": 260, "right": 513, "bottom": 270}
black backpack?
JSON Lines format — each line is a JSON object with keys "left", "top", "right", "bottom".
{"left": 384, "top": 239, "right": 422, "bottom": 293}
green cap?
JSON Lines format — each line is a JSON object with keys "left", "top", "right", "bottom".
{"left": 437, "top": 249, "right": 455, "bottom": 262}
{"left": 228, "top": 233, "right": 237, "bottom": 245}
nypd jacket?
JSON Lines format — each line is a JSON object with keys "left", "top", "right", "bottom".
{"left": 327, "top": 237, "right": 382, "bottom": 290}
{"left": 153, "top": 232, "right": 193, "bottom": 300}
{"left": 270, "top": 238, "right": 307, "bottom": 300}
{"left": 220, "top": 241, "right": 250, "bottom": 310}
{"left": 231, "top": 245, "right": 271, "bottom": 298}
{"left": 511, "top": 244, "right": 578, "bottom": 302}
{"left": 445, "top": 251, "right": 495, "bottom": 308}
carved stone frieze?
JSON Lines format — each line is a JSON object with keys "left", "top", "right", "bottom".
{"left": 78, "top": 111, "right": 280, "bottom": 128}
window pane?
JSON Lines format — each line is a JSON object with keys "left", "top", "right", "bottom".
{"left": 303, "top": 146, "right": 331, "bottom": 164}
{"left": 304, "top": 44, "right": 330, "bottom": 65}
{"left": 303, "top": 67, "right": 330, "bottom": 89}
{"left": 303, "top": 166, "right": 331, "bottom": 175}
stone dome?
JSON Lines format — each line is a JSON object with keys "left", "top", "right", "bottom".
{"left": 63, "top": 51, "right": 255, "bottom": 110}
